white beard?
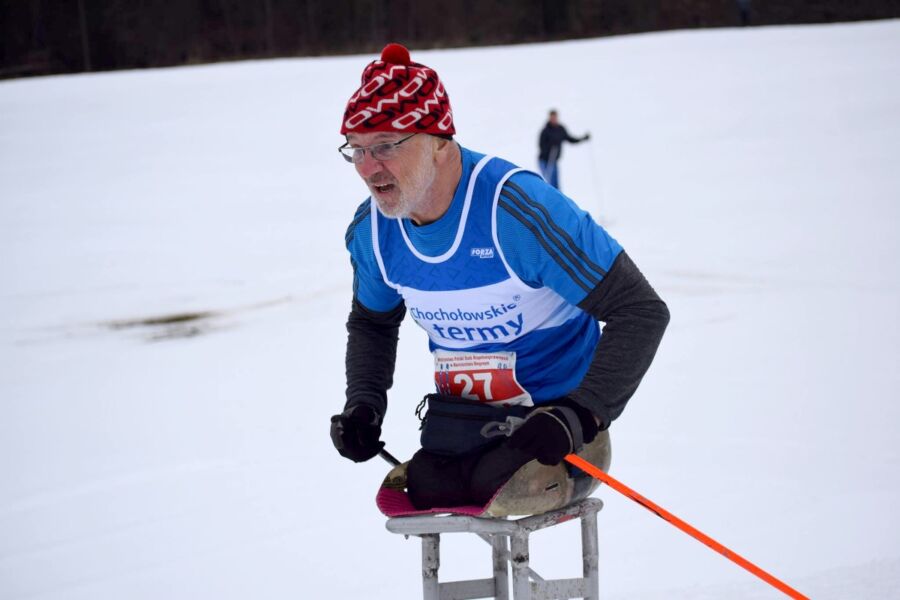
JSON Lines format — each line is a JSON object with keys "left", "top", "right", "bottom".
{"left": 381, "top": 150, "right": 437, "bottom": 219}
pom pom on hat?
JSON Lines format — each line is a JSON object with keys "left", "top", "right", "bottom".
{"left": 380, "top": 43, "right": 411, "bottom": 66}
{"left": 341, "top": 43, "right": 455, "bottom": 136}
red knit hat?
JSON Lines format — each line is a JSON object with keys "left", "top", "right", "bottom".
{"left": 341, "top": 43, "right": 455, "bottom": 136}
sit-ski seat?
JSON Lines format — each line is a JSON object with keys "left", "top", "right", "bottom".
{"left": 384, "top": 496, "right": 602, "bottom": 600}
{"left": 377, "top": 434, "right": 610, "bottom": 600}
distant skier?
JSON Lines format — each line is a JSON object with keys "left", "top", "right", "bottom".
{"left": 330, "top": 43, "right": 669, "bottom": 515}
{"left": 538, "top": 109, "right": 590, "bottom": 191}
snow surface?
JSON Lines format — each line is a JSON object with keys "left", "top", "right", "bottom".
{"left": 2, "top": 19, "right": 899, "bottom": 600}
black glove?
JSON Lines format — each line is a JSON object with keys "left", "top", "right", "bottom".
{"left": 582, "top": 132, "right": 591, "bottom": 141}
{"left": 330, "top": 404, "right": 384, "bottom": 463}
{"left": 507, "top": 398, "right": 600, "bottom": 466}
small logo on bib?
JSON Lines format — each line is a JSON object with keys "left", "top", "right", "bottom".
{"left": 470, "top": 247, "right": 495, "bottom": 259}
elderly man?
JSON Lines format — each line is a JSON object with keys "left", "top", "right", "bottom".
{"left": 330, "top": 44, "right": 669, "bottom": 515}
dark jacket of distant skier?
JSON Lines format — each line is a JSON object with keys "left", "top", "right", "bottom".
{"left": 538, "top": 122, "right": 588, "bottom": 165}
{"left": 538, "top": 116, "right": 589, "bottom": 190}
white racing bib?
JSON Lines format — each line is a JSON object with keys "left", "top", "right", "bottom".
{"left": 433, "top": 349, "right": 533, "bottom": 407}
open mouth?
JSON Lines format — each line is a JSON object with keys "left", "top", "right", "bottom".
{"left": 372, "top": 183, "right": 396, "bottom": 195}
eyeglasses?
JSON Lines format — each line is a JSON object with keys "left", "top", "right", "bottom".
{"left": 338, "top": 133, "right": 418, "bottom": 164}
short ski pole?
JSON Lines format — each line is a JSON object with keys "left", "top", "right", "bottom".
{"left": 379, "top": 448, "right": 401, "bottom": 467}
{"left": 564, "top": 454, "right": 809, "bottom": 600}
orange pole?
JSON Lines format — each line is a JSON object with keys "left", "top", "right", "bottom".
{"left": 565, "top": 454, "right": 809, "bottom": 600}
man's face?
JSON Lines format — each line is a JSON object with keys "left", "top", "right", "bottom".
{"left": 346, "top": 132, "right": 436, "bottom": 219}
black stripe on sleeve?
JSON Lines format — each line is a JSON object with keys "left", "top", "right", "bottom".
{"left": 500, "top": 190, "right": 600, "bottom": 290}
{"left": 498, "top": 197, "right": 592, "bottom": 293}
{"left": 345, "top": 199, "right": 371, "bottom": 246}
{"left": 506, "top": 180, "right": 608, "bottom": 279}
{"left": 349, "top": 256, "right": 360, "bottom": 297}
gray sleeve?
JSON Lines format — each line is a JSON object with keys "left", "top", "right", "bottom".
{"left": 568, "top": 251, "right": 670, "bottom": 427}
{"left": 344, "top": 297, "right": 407, "bottom": 420}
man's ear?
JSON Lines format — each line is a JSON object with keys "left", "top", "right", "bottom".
{"left": 433, "top": 135, "right": 452, "bottom": 158}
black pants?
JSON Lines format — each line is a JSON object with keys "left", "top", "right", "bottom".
{"left": 406, "top": 441, "right": 535, "bottom": 509}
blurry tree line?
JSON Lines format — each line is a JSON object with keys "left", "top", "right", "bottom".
{"left": 2, "top": 0, "right": 899, "bottom": 79}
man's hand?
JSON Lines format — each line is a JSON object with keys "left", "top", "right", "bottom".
{"left": 507, "top": 399, "right": 600, "bottom": 466}
{"left": 330, "top": 405, "right": 384, "bottom": 463}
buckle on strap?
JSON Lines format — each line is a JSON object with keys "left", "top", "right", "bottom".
{"left": 480, "top": 416, "right": 527, "bottom": 439}
{"left": 479, "top": 405, "right": 586, "bottom": 453}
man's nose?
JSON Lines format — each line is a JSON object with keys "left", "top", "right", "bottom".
{"left": 354, "top": 151, "right": 383, "bottom": 178}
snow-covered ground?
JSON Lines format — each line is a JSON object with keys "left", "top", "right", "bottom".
{"left": 2, "top": 19, "right": 899, "bottom": 599}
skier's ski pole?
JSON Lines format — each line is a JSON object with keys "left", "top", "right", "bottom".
{"left": 586, "top": 136, "right": 606, "bottom": 226}
{"left": 379, "top": 448, "right": 401, "bottom": 467}
{"left": 564, "top": 454, "right": 808, "bottom": 600}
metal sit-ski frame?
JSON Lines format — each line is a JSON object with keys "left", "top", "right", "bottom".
{"left": 385, "top": 497, "right": 602, "bottom": 600}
